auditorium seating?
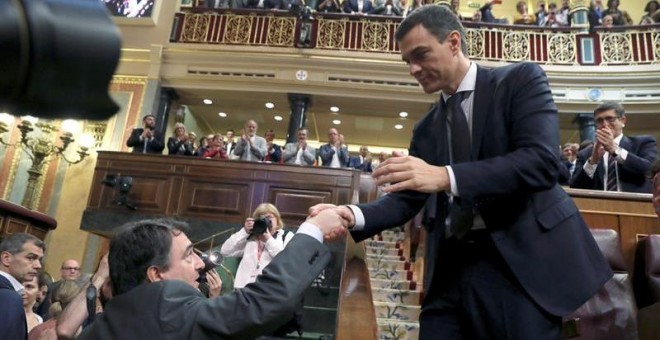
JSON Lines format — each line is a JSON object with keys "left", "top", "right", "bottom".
{"left": 562, "top": 229, "right": 638, "bottom": 340}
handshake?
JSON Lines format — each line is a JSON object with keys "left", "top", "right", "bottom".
{"left": 305, "top": 204, "right": 357, "bottom": 242}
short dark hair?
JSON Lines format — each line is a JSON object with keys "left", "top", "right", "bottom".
{"left": 645, "top": 1, "right": 659, "bottom": 12}
{"left": 594, "top": 101, "right": 625, "bottom": 117}
{"left": 142, "top": 114, "right": 156, "bottom": 122}
{"left": 0, "top": 233, "right": 44, "bottom": 255}
{"left": 109, "top": 219, "right": 189, "bottom": 296}
{"left": 395, "top": 5, "right": 467, "bottom": 56}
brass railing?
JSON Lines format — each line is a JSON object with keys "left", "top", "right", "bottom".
{"left": 171, "top": 9, "right": 660, "bottom": 66}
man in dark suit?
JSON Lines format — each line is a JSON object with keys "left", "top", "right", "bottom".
{"left": 570, "top": 102, "right": 657, "bottom": 193}
{"left": 311, "top": 5, "right": 611, "bottom": 339}
{"left": 348, "top": 145, "right": 373, "bottom": 172}
{"left": 319, "top": 128, "right": 349, "bottom": 168}
{"left": 78, "top": 212, "right": 345, "bottom": 339}
{"left": 0, "top": 233, "right": 45, "bottom": 340}
{"left": 125, "top": 114, "right": 165, "bottom": 154}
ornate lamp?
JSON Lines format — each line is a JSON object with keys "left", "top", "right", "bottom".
{"left": 0, "top": 113, "right": 95, "bottom": 210}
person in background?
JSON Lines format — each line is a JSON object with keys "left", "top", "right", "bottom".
{"left": 29, "top": 280, "right": 82, "bottom": 340}
{"left": 0, "top": 233, "right": 45, "bottom": 340}
{"left": 22, "top": 275, "right": 43, "bottom": 332}
{"left": 317, "top": 0, "right": 341, "bottom": 12}
{"left": 319, "top": 128, "right": 349, "bottom": 168}
{"left": 167, "top": 123, "right": 195, "bottom": 156}
{"left": 571, "top": 102, "right": 657, "bottom": 193}
{"left": 264, "top": 129, "right": 282, "bottom": 163}
{"left": 233, "top": 120, "right": 268, "bottom": 162}
{"left": 348, "top": 145, "right": 373, "bottom": 172}
{"left": 126, "top": 114, "right": 164, "bottom": 154}
{"left": 534, "top": 0, "right": 547, "bottom": 26}
{"left": 194, "top": 135, "right": 209, "bottom": 157}
{"left": 479, "top": 0, "right": 502, "bottom": 23}
{"left": 224, "top": 129, "right": 237, "bottom": 156}
{"left": 641, "top": 0, "right": 659, "bottom": 23}
{"left": 33, "top": 271, "right": 52, "bottom": 319}
{"left": 472, "top": 9, "right": 482, "bottom": 22}
{"left": 513, "top": 0, "right": 537, "bottom": 25}
{"left": 203, "top": 134, "right": 228, "bottom": 160}
{"left": 602, "top": 0, "right": 632, "bottom": 26}
{"left": 601, "top": 14, "right": 614, "bottom": 27}
{"left": 283, "top": 128, "right": 316, "bottom": 166}
{"left": 651, "top": 158, "right": 660, "bottom": 217}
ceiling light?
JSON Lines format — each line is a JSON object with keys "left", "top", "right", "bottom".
{"left": 399, "top": 112, "right": 408, "bottom": 118}
{"left": 332, "top": 119, "right": 341, "bottom": 125}
{"left": 330, "top": 106, "right": 340, "bottom": 113}
{"left": 274, "top": 115, "right": 283, "bottom": 121}
{"left": 203, "top": 99, "right": 213, "bottom": 105}
{"left": 265, "top": 102, "right": 275, "bottom": 109}
{"left": 218, "top": 112, "right": 227, "bottom": 117}
{"left": 394, "top": 124, "right": 403, "bottom": 129}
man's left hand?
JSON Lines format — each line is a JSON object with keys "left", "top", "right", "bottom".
{"left": 373, "top": 156, "right": 450, "bottom": 194}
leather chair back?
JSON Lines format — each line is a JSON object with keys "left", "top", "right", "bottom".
{"left": 562, "top": 229, "right": 638, "bottom": 340}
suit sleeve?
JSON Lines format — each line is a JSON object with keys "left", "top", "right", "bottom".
{"left": 303, "top": 147, "right": 316, "bottom": 165}
{"left": 150, "top": 132, "right": 165, "bottom": 153}
{"left": 126, "top": 129, "right": 141, "bottom": 148}
{"left": 283, "top": 144, "right": 296, "bottom": 162}
{"left": 451, "top": 63, "right": 560, "bottom": 202}
{"left": 621, "top": 136, "right": 657, "bottom": 176}
{"left": 173, "top": 235, "right": 331, "bottom": 339}
{"left": 319, "top": 145, "right": 332, "bottom": 165}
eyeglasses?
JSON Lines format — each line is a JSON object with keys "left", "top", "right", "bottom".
{"left": 61, "top": 267, "right": 80, "bottom": 271}
{"left": 595, "top": 116, "right": 619, "bottom": 125}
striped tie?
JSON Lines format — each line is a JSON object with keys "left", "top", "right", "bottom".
{"left": 606, "top": 155, "right": 618, "bottom": 191}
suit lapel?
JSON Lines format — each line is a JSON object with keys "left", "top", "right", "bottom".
{"left": 471, "top": 66, "right": 494, "bottom": 160}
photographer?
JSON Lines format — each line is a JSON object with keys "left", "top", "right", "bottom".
{"left": 220, "top": 203, "right": 293, "bottom": 289}
{"left": 125, "top": 114, "right": 164, "bottom": 154}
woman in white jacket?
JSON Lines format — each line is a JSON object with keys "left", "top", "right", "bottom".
{"left": 220, "top": 203, "right": 294, "bottom": 288}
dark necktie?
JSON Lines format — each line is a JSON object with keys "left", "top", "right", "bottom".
{"left": 445, "top": 92, "right": 473, "bottom": 238}
{"left": 606, "top": 155, "right": 617, "bottom": 191}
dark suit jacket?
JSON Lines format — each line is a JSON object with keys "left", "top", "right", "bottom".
{"left": 166, "top": 137, "right": 195, "bottom": 156}
{"left": 0, "top": 275, "right": 27, "bottom": 340}
{"left": 343, "top": 0, "right": 373, "bottom": 13}
{"left": 570, "top": 135, "right": 657, "bottom": 193}
{"left": 319, "top": 144, "right": 349, "bottom": 167}
{"left": 78, "top": 235, "right": 330, "bottom": 340}
{"left": 348, "top": 155, "right": 373, "bottom": 172}
{"left": 350, "top": 62, "right": 611, "bottom": 318}
{"left": 265, "top": 143, "right": 282, "bottom": 163}
{"left": 126, "top": 128, "right": 165, "bottom": 154}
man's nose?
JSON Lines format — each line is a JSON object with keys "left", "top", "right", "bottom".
{"left": 409, "top": 63, "right": 421, "bottom": 76}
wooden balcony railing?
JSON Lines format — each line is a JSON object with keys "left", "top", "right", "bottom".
{"left": 170, "top": 9, "right": 660, "bottom": 66}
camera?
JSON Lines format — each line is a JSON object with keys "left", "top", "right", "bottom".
{"left": 197, "top": 250, "right": 223, "bottom": 283}
{"left": 0, "top": 0, "right": 121, "bottom": 120}
{"left": 102, "top": 174, "right": 136, "bottom": 210}
{"left": 251, "top": 217, "right": 272, "bottom": 235}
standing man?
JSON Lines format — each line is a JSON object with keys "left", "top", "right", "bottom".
{"left": 283, "top": 128, "right": 316, "bottom": 166}
{"left": 348, "top": 145, "right": 373, "bottom": 172}
{"left": 125, "top": 114, "right": 165, "bottom": 154}
{"left": 312, "top": 5, "right": 610, "bottom": 338}
{"left": 264, "top": 129, "right": 282, "bottom": 163}
{"left": 571, "top": 102, "right": 657, "bottom": 193}
{"left": 319, "top": 128, "right": 349, "bottom": 168}
{"left": 224, "top": 129, "right": 237, "bottom": 157}
{"left": 233, "top": 120, "right": 268, "bottom": 162}
{"left": 0, "top": 233, "right": 45, "bottom": 340}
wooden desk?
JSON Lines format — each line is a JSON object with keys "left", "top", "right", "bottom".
{"left": 0, "top": 199, "right": 57, "bottom": 241}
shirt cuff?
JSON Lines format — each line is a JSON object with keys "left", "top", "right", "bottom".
{"left": 617, "top": 148, "right": 628, "bottom": 162}
{"left": 446, "top": 166, "right": 459, "bottom": 196}
{"left": 583, "top": 159, "right": 597, "bottom": 178}
{"left": 297, "top": 222, "right": 324, "bottom": 244}
{"left": 347, "top": 205, "right": 365, "bottom": 231}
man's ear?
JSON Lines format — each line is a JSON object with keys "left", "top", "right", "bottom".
{"left": 146, "top": 265, "right": 164, "bottom": 283}
{"left": 0, "top": 251, "right": 12, "bottom": 267}
{"left": 448, "top": 31, "right": 462, "bottom": 54}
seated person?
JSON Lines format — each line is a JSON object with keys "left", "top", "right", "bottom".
{"left": 203, "top": 134, "right": 228, "bottom": 160}
{"left": 76, "top": 213, "right": 342, "bottom": 339}
{"left": 283, "top": 128, "right": 316, "bottom": 166}
{"left": 167, "top": 123, "right": 195, "bottom": 156}
{"left": 220, "top": 203, "right": 295, "bottom": 289}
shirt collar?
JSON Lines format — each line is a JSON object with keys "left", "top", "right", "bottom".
{"left": 614, "top": 134, "right": 623, "bottom": 145}
{"left": 0, "top": 270, "right": 24, "bottom": 292}
{"left": 441, "top": 62, "right": 477, "bottom": 102}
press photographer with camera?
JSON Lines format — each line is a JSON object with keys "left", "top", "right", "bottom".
{"left": 220, "top": 203, "right": 294, "bottom": 289}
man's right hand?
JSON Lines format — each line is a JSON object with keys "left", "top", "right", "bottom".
{"left": 309, "top": 204, "right": 356, "bottom": 229}
{"left": 306, "top": 208, "right": 348, "bottom": 241}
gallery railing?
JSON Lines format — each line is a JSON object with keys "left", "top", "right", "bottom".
{"left": 170, "top": 8, "right": 660, "bottom": 66}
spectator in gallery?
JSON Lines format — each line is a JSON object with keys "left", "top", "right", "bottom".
{"left": 556, "top": 0, "right": 571, "bottom": 26}
{"left": 319, "top": 128, "right": 349, "bottom": 168}
{"left": 188, "top": 131, "right": 198, "bottom": 150}
{"left": 571, "top": 102, "right": 657, "bottom": 193}
{"left": 126, "top": 114, "right": 165, "bottom": 154}
{"left": 195, "top": 136, "right": 209, "bottom": 157}
{"left": 601, "top": 14, "right": 614, "bottom": 27}
{"left": 513, "top": 0, "right": 537, "bottom": 25}
{"left": 472, "top": 10, "right": 482, "bottom": 22}
{"left": 602, "top": 0, "right": 632, "bottom": 26}
{"left": 264, "top": 129, "right": 282, "bottom": 163}
{"left": 371, "top": 0, "right": 402, "bottom": 16}
{"left": 541, "top": 2, "right": 560, "bottom": 27}
{"left": 450, "top": 0, "right": 463, "bottom": 20}
{"left": 642, "top": 0, "right": 659, "bottom": 23}
{"left": 224, "top": 129, "right": 237, "bottom": 156}
{"left": 317, "top": 0, "right": 341, "bottom": 12}
{"left": 233, "top": 120, "right": 268, "bottom": 162}
{"left": 348, "top": 145, "right": 373, "bottom": 172}
{"left": 479, "top": 0, "right": 502, "bottom": 23}
{"left": 652, "top": 158, "right": 660, "bottom": 217}
{"left": 534, "top": 0, "right": 547, "bottom": 26}
{"left": 206, "top": 0, "right": 230, "bottom": 9}
{"left": 203, "top": 134, "right": 228, "bottom": 160}
{"left": 167, "top": 123, "right": 195, "bottom": 156}
{"left": 343, "top": 0, "right": 373, "bottom": 15}
{"left": 283, "top": 128, "right": 316, "bottom": 166}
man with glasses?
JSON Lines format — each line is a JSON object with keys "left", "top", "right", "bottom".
{"left": 571, "top": 101, "right": 657, "bottom": 193}
{"left": 41, "top": 259, "right": 82, "bottom": 320}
